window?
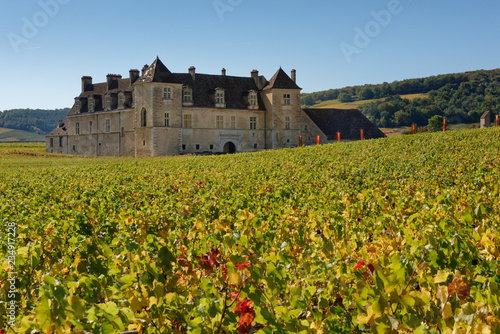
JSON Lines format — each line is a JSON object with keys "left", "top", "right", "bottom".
{"left": 283, "top": 93, "right": 291, "bottom": 105}
{"left": 304, "top": 125, "right": 308, "bottom": 132}
{"left": 250, "top": 117, "right": 257, "bottom": 129}
{"left": 89, "top": 121, "right": 93, "bottom": 134}
{"left": 196, "top": 144, "right": 200, "bottom": 150}
{"left": 182, "top": 87, "right": 193, "bottom": 104}
{"left": 141, "top": 109, "right": 147, "bottom": 127}
{"left": 50, "top": 138, "right": 53, "bottom": 148}
{"left": 59, "top": 137, "right": 63, "bottom": 147}
{"left": 72, "top": 145, "right": 76, "bottom": 151}
{"left": 105, "top": 119, "right": 111, "bottom": 133}
{"left": 183, "top": 114, "right": 192, "bottom": 128}
{"left": 215, "top": 88, "right": 225, "bottom": 107}
{"left": 209, "top": 144, "right": 214, "bottom": 150}
{"left": 216, "top": 115, "right": 224, "bottom": 129}
{"left": 230, "top": 116, "right": 236, "bottom": 129}
{"left": 249, "top": 92, "right": 258, "bottom": 107}
{"left": 143, "top": 140, "right": 146, "bottom": 146}
{"left": 121, "top": 127, "right": 125, "bottom": 137}
{"left": 285, "top": 116, "right": 291, "bottom": 129}
{"left": 253, "top": 143, "right": 258, "bottom": 149}
{"left": 182, "top": 144, "right": 186, "bottom": 150}
{"left": 163, "top": 87, "right": 172, "bottom": 99}
{"left": 164, "top": 113, "right": 170, "bottom": 126}
{"left": 75, "top": 122, "right": 80, "bottom": 135}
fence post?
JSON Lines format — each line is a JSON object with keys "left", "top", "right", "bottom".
{"left": 412, "top": 124, "right": 416, "bottom": 134}
{"left": 298, "top": 136, "right": 303, "bottom": 147}
{"left": 360, "top": 129, "right": 364, "bottom": 140}
{"left": 443, "top": 118, "right": 447, "bottom": 132}
{"left": 337, "top": 132, "right": 341, "bottom": 143}
{"left": 316, "top": 135, "right": 320, "bottom": 145}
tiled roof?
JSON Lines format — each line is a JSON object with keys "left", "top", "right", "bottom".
{"left": 135, "top": 57, "right": 180, "bottom": 84}
{"left": 263, "top": 68, "right": 301, "bottom": 90}
{"left": 304, "top": 108, "right": 385, "bottom": 140}
{"left": 46, "top": 121, "right": 68, "bottom": 136}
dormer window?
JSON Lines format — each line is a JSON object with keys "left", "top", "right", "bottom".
{"left": 182, "top": 87, "right": 193, "bottom": 106}
{"left": 163, "top": 87, "right": 172, "bottom": 99}
{"left": 215, "top": 88, "right": 225, "bottom": 108}
{"left": 118, "top": 92, "right": 125, "bottom": 109}
{"left": 88, "top": 96, "right": 95, "bottom": 113}
{"left": 248, "top": 91, "right": 258, "bottom": 108}
{"left": 105, "top": 94, "right": 111, "bottom": 111}
{"left": 75, "top": 98, "right": 81, "bottom": 114}
{"left": 283, "top": 93, "right": 291, "bottom": 105}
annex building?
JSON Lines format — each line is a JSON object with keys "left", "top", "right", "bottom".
{"left": 46, "top": 57, "right": 383, "bottom": 156}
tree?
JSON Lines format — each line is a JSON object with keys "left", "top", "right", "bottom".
{"left": 338, "top": 92, "right": 352, "bottom": 103}
{"left": 358, "top": 87, "right": 375, "bottom": 100}
{"left": 427, "top": 115, "right": 444, "bottom": 132}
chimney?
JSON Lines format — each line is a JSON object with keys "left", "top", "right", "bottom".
{"left": 129, "top": 69, "right": 140, "bottom": 84}
{"left": 81, "top": 76, "right": 92, "bottom": 93}
{"left": 291, "top": 69, "right": 296, "bottom": 83}
{"left": 189, "top": 66, "right": 196, "bottom": 80}
{"left": 141, "top": 64, "right": 149, "bottom": 76}
{"left": 106, "top": 74, "right": 121, "bottom": 90}
{"left": 251, "top": 69, "right": 259, "bottom": 84}
{"left": 221, "top": 68, "right": 226, "bottom": 76}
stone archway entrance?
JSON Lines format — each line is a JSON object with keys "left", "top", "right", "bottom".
{"left": 223, "top": 141, "right": 236, "bottom": 153}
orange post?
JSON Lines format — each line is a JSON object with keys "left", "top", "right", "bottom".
{"left": 316, "top": 136, "right": 320, "bottom": 145}
{"left": 299, "top": 136, "right": 303, "bottom": 147}
{"left": 337, "top": 132, "right": 341, "bottom": 143}
{"left": 412, "top": 124, "right": 416, "bottom": 134}
{"left": 360, "top": 129, "right": 364, "bottom": 140}
{"left": 496, "top": 115, "right": 499, "bottom": 127}
{"left": 443, "top": 118, "right": 447, "bottom": 132}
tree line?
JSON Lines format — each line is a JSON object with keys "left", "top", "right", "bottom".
{"left": 0, "top": 108, "right": 70, "bottom": 134}
{"left": 301, "top": 69, "right": 500, "bottom": 127}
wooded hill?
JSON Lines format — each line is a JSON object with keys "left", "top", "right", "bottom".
{"left": 301, "top": 69, "right": 500, "bottom": 127}
{"left": 0, "top": 108, "right": 70, "bottom": 135}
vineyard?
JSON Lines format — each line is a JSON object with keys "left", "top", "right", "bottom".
{"left": 1, "top": 128, "right": 500, "bottom": 333}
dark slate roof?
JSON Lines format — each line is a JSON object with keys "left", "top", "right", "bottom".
{"left": 304, "top": 108, "right": 385, "bottom": 140}
{"left": 263, "top": 68, "right": 301, "bottom": 90}
{"left": 173, "top": 73, "right": 264, "bottom": 110}
{"left": 68, "top": 77, "right": 133, "bottom": 116}
{"left": 134, "top": 57, "right": 265, "bottom": 109}
{"left": 46, "top": 121, "right": 68, "bottom": 136}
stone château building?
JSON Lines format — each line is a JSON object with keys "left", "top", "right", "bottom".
{"left": 46, "top": 57, "right": 383, "bottom": 156}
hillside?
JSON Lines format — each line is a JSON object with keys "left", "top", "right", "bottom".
{"left": 0, "top": 127, "right": 46, "bottom": 142}
{"left": 0, "top": 108, "right": 70, "bottom": 135}
{"left": 302, "top": 69, "right": 500, "bottom": 128}
{"left": 1, "top": 128, "right": 500, "bottom": 333}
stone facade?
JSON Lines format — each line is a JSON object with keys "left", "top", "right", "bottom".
{"left": 46, "top": 57, "right": 383, "bottom": 156}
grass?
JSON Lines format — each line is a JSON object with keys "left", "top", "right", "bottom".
{"left": 0, "top": 127, "right": 45, "bottom": 142}
{"left": 312, "top": 93, "right": 428, "bottom": 109}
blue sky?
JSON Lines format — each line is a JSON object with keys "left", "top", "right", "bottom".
{"left": 1, "top": 0, "right": 499, "bottom": 111}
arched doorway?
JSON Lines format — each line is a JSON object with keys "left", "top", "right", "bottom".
{"left": 223, "top": 141, "right": 236, "bottom": 153}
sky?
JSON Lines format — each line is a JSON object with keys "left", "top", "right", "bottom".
{"left": 0, "top": 0, "right": 499, "bottom": 111}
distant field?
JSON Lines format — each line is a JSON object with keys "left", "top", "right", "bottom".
{"left": 0, "top": 127, "right": 45, "bottom": 142}
{"left": 312, "top": 93, "right": 428, "bottom": 109}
